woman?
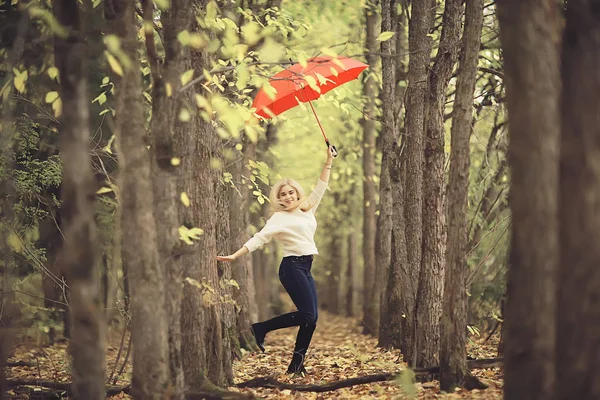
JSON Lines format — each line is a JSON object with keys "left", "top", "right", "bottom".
{"left": 216, "top": 146, "right": 335, "bottom": 375}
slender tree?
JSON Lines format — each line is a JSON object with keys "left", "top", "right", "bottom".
{"left": 441, "top": 0, "right": 485, "bottom": 391}
{"left": 376, "top": 0, "right": 398, "bottom": 348}
{"left": 143, "top": 0, "right": 196, "bottom": 395}
{"left": 179, "top": 1, "right": 234, "bottom": 388}
{"left": 105, "top": 1, "right": 171, "bottom": 398}
{"left": 229, "top": 136, "right": 259, "bottom": 350}
{"left": 401, "top": 0, "right": 432, "bottom": 366}
{"left": 497, "top": 1, "right": 561, "bottom": 398}
{"left": 361, "top": 0, "right": 380, "bottom": 335}
{"left": 53, "top": 1, "right": 105, "bottom": 398}
{"left": 557, "top": 2, "right": 600, "bottom": 399}
{"left": 417, "top": 0, "right": 462, "bottom": 368}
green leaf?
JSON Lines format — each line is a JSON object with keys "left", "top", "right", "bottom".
{"left": 241, "top": 21, "right": 261, "bottom": 46}
{"left": 154, "top": 0, "right": 170, "bottom": 11}
{"left": 177, "top": 30, "right": 190, "bottom": 46}
{"left": 376, "top": 31, "right": 395, "bottom": 42}
{"left": 45, "top": 91, "right": 59, "bottom": 103}
{"left": 180, "top": 69, "right": 194, "bottom": 86}
{"left": 396, "top": 369, "right": 417, "bottom": 398}
{"left": 7, "top": 233, "right": 23, "bottom": 253}
{"left": 96, "top": 187, "right": 113, "bottom": 194}
{"left": 105, "top": 52, "right": 123, "bottom": 76}
{"left": 304, "top": 75, "right": 320, "bottom": 93}
{"left": 47, "top": 67, "right": 59, "bottom": 80}
{"left": 180, "top": 192, "right": 191, "bottom": 207}
{"left": 104, "top": 34, "right": 121, "bottom": 53}
{"left": 52, "top": 98, "right": 62, "bottom": 117}
{"left": 179, "top": 108, "right": 191, "bottom": 122}
{"left": 93, "top": 92, "right": 107, "bottom": 105}
{"left": 235, "top": 63, "right": 249, "bottom": 90}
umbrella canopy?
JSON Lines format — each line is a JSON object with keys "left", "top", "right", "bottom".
{"left": 252, "top": 56, "right": 369, "bottom": 119}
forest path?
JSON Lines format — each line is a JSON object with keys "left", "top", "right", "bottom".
{"left": 231, "top": 311, "right": 503, "bottom": 399}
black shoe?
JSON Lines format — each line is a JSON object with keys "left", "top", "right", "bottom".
{"left": 286, "top": 352, "right": 307, "bottom": 375}
{"left": 250, "top": 323, "right": 265, "bottom": 352}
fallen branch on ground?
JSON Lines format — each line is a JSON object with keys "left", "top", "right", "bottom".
{"left": 236, "top": 358, "right": 502, "bottom": 392}
{"left": 6, "top": 361, "right": 37, "bottom": 367}
{"left": 4, "top": 379, "right": 254, "bottom": 399}
{"left": 4, "top": 379, "right": 129, "bottom": 396}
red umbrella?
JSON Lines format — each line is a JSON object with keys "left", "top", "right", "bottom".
{"left": 252, "top": 56, "right": 369, "bottom": 155}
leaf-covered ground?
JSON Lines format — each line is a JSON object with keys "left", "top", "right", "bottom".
{"left": 230, "top": 312, "right": 503, "bottom": 399}
{"left": 5, "top": 312, "right": 503, "bottom": 399}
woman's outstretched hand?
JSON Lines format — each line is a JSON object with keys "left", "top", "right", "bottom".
{"left": 216, "top": 255, "right": 236, "bottom": 262}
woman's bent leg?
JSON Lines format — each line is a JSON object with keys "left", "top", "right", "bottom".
{"left": 279, "top": 260, "right": 319, "bottom": 373}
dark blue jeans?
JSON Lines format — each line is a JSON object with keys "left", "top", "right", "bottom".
{"left": 256, "top": 255, "right": 318, "bottom": 367}
{"left": 278, "top": 255, "right": 318, "bottom": 325}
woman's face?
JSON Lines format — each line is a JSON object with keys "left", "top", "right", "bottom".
{"left": 278, "top": 184, "right": 298, "bottom": 207}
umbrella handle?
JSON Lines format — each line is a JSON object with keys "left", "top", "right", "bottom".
{"left": 326, "top": 140, "right": 338, "bottom": 158}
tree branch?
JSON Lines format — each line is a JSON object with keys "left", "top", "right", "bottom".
{"left": 236, "top": 358, "right": 502, "bottom": 392}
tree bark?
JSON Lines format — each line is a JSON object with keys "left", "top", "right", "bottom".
{"left": 229, "top": 137, "right": 259, "bottom": 350}
{"left": 361, "top": 0, "right": 380, "bottom": 335}
{"left": 416, "top": 0, "right": 462, "bottom": 369}
{"left": 375, "top": 0, "right": 397, "bottom": 348}
{"left": 144, "top": 0, "right": 196, "bottom": 396}
{"left": 496, "top": 1, "right": 561, "bottom": 398}
{"left": 252, "top": 124, "right": 278, "bottom": 321}
{"left": 557, "top": 3, "right": 600, "bottom": 399}
{"left": 440, "top": 0, "right": 484, "bottom": 391}
{"left": 379, "top": 152, "right": 408, "bottom": 349}
{"left": 215, "top": 155, "right": 235, "bottom": 381}
{"left": 401, "top": 0, "right": 432, "bottom": 367}
{"left": 53, "top": 1, "right": 105, "bottom": 398}
{"left": 346, "top": 231, "right": 359, "bottom": 317}
{"left": 106, "top": 0, "right": 171, "bottom": 398}
{"left": 179, "top": 6, "right": 234, "bottom": 384}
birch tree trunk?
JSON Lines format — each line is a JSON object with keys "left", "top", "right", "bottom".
{"left": 497, "top": 1, "right": 561, "bottom": 398}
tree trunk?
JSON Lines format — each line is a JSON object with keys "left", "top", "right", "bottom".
{"left": 105, "top": 1, "right": 170, "bottom": 398}
{"left": 215, "top": 155, "right": 236, "bottom": 381}
{"left": 361, "top": 0, "right": 379, "bottom": 335}
{"left": 557, "top": 3, "right": 600, "bottom": 399}
{"left": 229, "top": 137, "right": 259, "bottom": 350}
{"left": 401, "top": 0, "right": 432, "bottom": 367}
{"left": 145, "top": 0, "right": 195, "bottom": 395}
{"left": 416, "top": 0, "right": 462, "bottom": 369}
{"left": 440, "top": 0, "right": 484, "bottom": 391}
{"left": 327, "top": 231, "right": 343, "bottom": 314}
{"left": 376, "top": 0, "right": 397, "bottom": 347}
{"left": 53, "top": 1, "right": 105, "bottom": 398}
{"left": 496, "top": 1, "right": 561, "bottom": 399}
{"left": 380, "top": 153, "right": 408, "bottom": 349}
{"left": 252, "top": 124, "right": 278, "bottom": 321}
{"left": 180, "top": 26, "right": 233, "bottom": 387}
{"left": 346, "top": 231, "right": 359, "bottom": 317}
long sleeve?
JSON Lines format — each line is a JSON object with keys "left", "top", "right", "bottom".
{"left": 243, "top": 215, "right": 281, "bottom": 253}
{"left": 307, "top": 179, "right": 328, "bottom": 214}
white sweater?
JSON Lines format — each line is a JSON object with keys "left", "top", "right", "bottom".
{"left": 243, "top": 179, "right": 328, "bottom": 257}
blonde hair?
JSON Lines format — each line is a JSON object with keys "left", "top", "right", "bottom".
{"left": 269, "top": 178, "right": 313, "bottom": 213}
